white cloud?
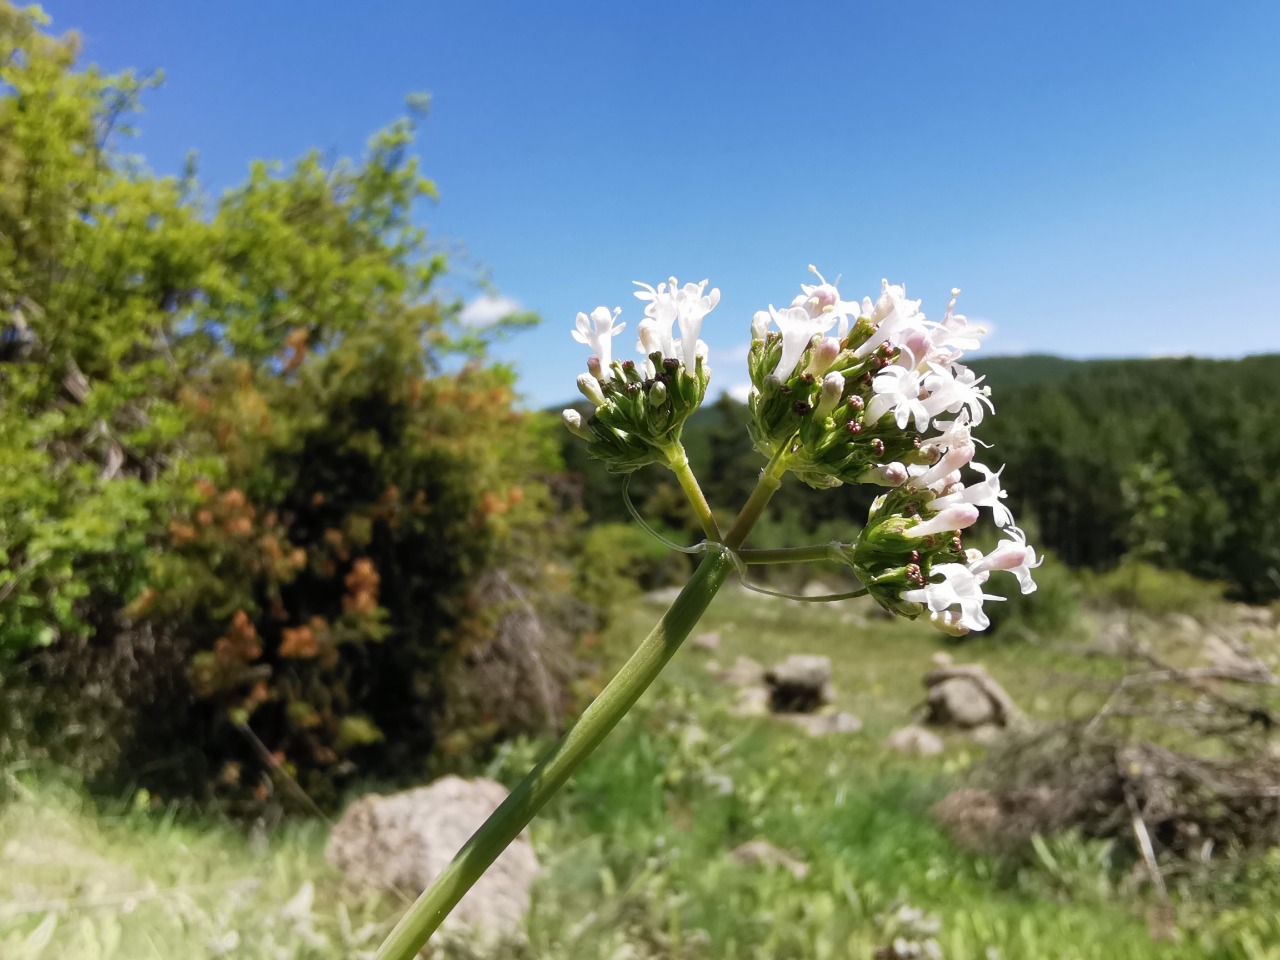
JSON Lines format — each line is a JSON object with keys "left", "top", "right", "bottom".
{"left": 717, "top": 340, "right": 752, "bottom": 367}
{"left": 724, "top": 382, "right": 753, "bottom": 403}
{"left": 459, "top": 293, "right": 524, "bottom": 328}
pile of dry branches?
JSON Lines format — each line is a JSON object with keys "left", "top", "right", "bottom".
{"left": 935, "top": 632, "right": 1280, "bottom": 871}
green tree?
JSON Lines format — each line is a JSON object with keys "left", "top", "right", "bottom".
{"left": 0, "top": 3, "right": 577, "bottom": 807}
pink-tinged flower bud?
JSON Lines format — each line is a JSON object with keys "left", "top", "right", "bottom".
{"left": 807, "top": 283, "right": 840, "bottom": 312}
{"left": 587, "top": 355, "right": 604, "bottom": 380}
{"left": 561, "top": 408, "right": 592, "bottom": 440}
{"left": 909, "top": 504, "right": 980, "bottom": 539}
{"left": 815, "top": 372, "right": 845, "bottom": 417}
{"left": 804, "top": 337, "right": 842, "bottom": 377}
{"left": 913, "top": 439, "right": 976, "bottom": 488}
{"left": 860, "top": 462, "right": 909, "bottom": 487}
{"left": 902, "top": 329, "right": 933, "bottom": 366}
{"left": 576, "top": 373, "right": 606, "bottom": 407}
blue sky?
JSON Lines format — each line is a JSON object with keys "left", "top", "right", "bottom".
{"left": 50, "top": 0, "right": 1280, "bottom": 407}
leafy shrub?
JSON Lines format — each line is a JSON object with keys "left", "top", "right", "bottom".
{"left": 0, "top": 5, "right": 578, "bottom": 810}
{"left": 1080, "top": 560, "right": 1227, "bottom": 616}
{"left": 573, "top": 521, "right": 688, "bottom": 609}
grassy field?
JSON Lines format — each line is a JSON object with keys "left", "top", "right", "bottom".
{"left": 3, "top": 581, "right": 1280, "bottom": 959}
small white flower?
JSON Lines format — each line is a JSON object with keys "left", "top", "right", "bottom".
{"left": 921, "top": 363, "right": 993, "bottom": 425}
{"left": 572, "top": 306, "right": 626, "bottom": 379}
{"left": 853, "top": 279, "right": 928, "bottom": 359}
{"left": 637, "top": 317, "right": 673, "bottom": 360}
{"left": 929, "top": 461, "right": 1015, "bottom": 528}
{"left": 901, "top": 563, "right": 1003, "bottom": 632}
{"left": 866, "top": 351, "right": 931, "bottom": 431}
{"left": 911, "top": 424, "right": 976, "bottom": 489}
{"left": 861, "top": 462, "right": 910, "bottom": 486}
{"left": 794, "top": 265, "right": 861, "bottom": 338}
{"left": 968, "top": 528, "right": 1042, "bottom": 594}
{"left": 768, "top": 304, "right": 838, "bottom": 380}
{"left": 633, "top": 277, "right": 719, "bottom": 364}
{"left": 929, "top": 288, "right": 987, "bottom": 359}
{"left": 804, "top": 336, "right": 842, "bottom": 377}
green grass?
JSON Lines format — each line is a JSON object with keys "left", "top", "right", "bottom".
{"left": 0, "top": 774, "right": 397, "bottom": 958}
{"left": 4, "top": 582, "right": 1280, "bottom": 958}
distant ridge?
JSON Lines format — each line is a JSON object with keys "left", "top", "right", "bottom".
{"left": 968, "top": 353, "right": 1280, "bottom": 391}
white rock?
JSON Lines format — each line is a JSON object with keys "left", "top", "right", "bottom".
{"left": 326, "top": 776, "right": 540, "bottom": 944}
{"left": 882, "top": 724, "right": 945, "bottom": 757}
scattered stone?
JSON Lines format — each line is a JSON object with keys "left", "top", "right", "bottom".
{"left": 882, "top": 724, "right": 945, "bottom": 757}
{"left": 730, "top": 685, "right": 770, "bottom": 718}
{"left": 1201, "top": 633, "right": 1271, "bottom": 677}
{"left": 923, "top": 663, "right": 1026, "bottom": 731}
{"left": 786, "top": 710, "right": 863, "bottom": 737}
{"left": 1231, "top": 604, "right": 1274, "bottom": 631}
{"left": 765, "top": 654, "right": 833, "bottom": 713}
{"left": 719, "top": 655, "right": 764, "bottom": 688}
{"left": 969, "top": 723, "right": 1004, "bottom": 746}
{"left": 1090, "top": 618, "right": 1136, "bottom": 657}
{"left": 926, "top": 677, "right": 996, "bottom": 729}
{"left": 1164, "top": 612, "right": 1202, "bottom": 639}
{"left": 728, "top": 840, "right": 809, "bottom": 880}
{"left": 327, "top": 776, "right": 540, "bottom": 943}
{"left": 691, "top": 631, "right": 721, "bottom": 652}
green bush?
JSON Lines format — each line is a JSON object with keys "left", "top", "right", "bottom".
{"left": 573, "top": 521, "right": 687, "bottom": 609}
{"left": 1080, "top": 560, "right": 1227, "bottom": 616}
{"left": 0, "top": 4, "right": 577, "bottom": 810}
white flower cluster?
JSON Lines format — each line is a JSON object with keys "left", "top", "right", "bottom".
{"left": 564, "top": 278, "right": 719, "bottom": 472}
{"left": 744, "top": 267, "right": 1039, "bottom": 634}
{"left": 566, "top": 266, "right": 1041, "bottom": 633}
{"left": 572, "top": 277, "right": 719, "bottom": 385}
{"left": 800, "top": 274, "right": 1041, "bottom": 634}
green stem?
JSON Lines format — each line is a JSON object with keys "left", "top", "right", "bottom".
{"left": 723, "top": 447, "right": 789, "bottom": 550}
{"left": 374, "top": 453, "right": 790, "bottom": 960}
{"left": 737, "top": 543, "right": 849, "bottom": 565}
{"left": 662, "top": 442, "right": 721, "bottom": 542}
{"left": 375, "top": 555, "right": 732, "bottom": 959}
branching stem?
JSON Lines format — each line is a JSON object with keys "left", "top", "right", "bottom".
{"left": 374, "top": 450, "right": 790, "bottom": 960}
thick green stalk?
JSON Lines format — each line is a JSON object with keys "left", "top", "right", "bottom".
{"left": 374, "top": 553, "right": 734, "bottom": 960}
{"left": 662, "top": 442, "right": 721, "bottom": 542}
{"left": 374, "top": 454, "right": 789, "bottom": 960}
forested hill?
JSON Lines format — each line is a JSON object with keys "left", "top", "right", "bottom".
{"left": 559, "top": 354, "right": 1280, "bottom": 602}
{"left": 968, "top": 353, "right": 1280, "bottom": 391}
